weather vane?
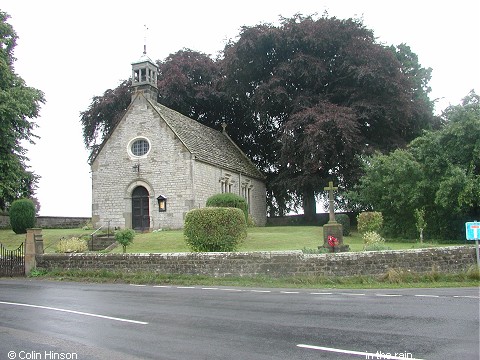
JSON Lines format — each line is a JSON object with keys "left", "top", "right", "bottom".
{"left": 143, "top": 24, "right": 149, "bottom": 55}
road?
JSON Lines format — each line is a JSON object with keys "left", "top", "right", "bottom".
{"left": 0, "top": 279, "right": 478, "bottom": 360}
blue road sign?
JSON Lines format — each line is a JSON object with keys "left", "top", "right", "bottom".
{"left": 465, "top": 222, "right": 480, "bottom": 240}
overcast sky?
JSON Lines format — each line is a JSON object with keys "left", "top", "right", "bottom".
{"left": 2, "top": 0, "right": 479, "bottom": 217}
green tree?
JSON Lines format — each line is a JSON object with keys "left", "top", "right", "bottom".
{"left": 0, "top": 11, "right": 44, "bottom": 211}
{"left": 115, "top": 228, "right": 136, "bottom": 253}
{"left": 351, "top": 150, "right": 424, "bottom": 238}
{"left": 410, "top": 91, "right": 480, "bottom": 239}
{"left": 351, "top": 91, "right": 480, "bottom": 240}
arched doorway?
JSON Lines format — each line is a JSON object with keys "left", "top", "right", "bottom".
{"left": 132, "top": 186, "right": 150, "bottom": 230}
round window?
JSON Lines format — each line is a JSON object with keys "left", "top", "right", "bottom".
{"left": 130, "top": 138, "right": 150, "bottom": 157}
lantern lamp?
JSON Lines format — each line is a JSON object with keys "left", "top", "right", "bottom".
{"left": 157, "top": 195, "right": 167, "bottom": 212}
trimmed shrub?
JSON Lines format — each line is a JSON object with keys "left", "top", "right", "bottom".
{"left": 336, "top": 214, "right": 351, "bottom": 236}
{"left": 56, "top": 237, "right": 88, "bottom": 253}
{"left": 9, "top": 198, "right": 36, "bottom": 234}
{"left": 184, "top": 207, "right": 247, "bottom": 252}
{"left": 357, "top": 212, "right": 383, "bottom": 233}
{"left": 206, "top": 193, "right": 248, "bottom": 221}
{"left": 115, "top": 228, "right": 136, "bottom": 253}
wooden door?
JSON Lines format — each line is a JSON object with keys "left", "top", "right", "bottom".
{"left": 132, "top": 186, "right": 150, "bottom": 230}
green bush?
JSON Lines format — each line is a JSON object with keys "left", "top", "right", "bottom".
{"left": 206, "top": 193, "right": 248, "bottom": 221}
{"left": 56, "top": 237, "right": 88, "bottom": 253}
{"left": 115, "top": 228, "right": 136, "bottom": 253}
{"left": 184, "top": 207, "right": 247, "bottom": 252}
{"left": 357, "top": 212, "right": 383, "bottom": 233}
{"left": 9, "top": 198, "right": 36, "bottom": 234}
{"left": 336, "top": 214, "right": 351, "bottom": 236}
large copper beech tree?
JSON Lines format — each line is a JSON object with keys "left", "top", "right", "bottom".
{"left": 80, "top": 14, "right": 436, "bottom": 219}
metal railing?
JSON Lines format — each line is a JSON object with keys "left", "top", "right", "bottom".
{"left": 0, "top": 242, "right": 24, "bottom": 277}
{"left": 89, "top": 221, "right": 112, "bottom": 251}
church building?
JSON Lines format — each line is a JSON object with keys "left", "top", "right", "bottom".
{"left": 91, "top": 52, "right": 267, "bottom": 230}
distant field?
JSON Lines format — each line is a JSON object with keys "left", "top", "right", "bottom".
{"left": 0, "top": 226, "right": 463, "bottom": 253}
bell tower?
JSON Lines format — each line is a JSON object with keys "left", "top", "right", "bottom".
{"left": 131, "top": 26, "right": 158, "bottom": 100}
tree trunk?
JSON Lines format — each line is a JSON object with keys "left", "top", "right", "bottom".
{"left": 302, "top": 188, "right": 316, "bottom": 224}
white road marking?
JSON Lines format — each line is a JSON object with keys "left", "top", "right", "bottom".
{"left": 297, "top": 344, "right": 425, "bottom": 360}
{"left": 219, "top": 288, "right": 244, "bottom": 292}
{"left": 135, "top": 285, "right": 477, "bottom": 300}
{"left": 310, "top": 292, "right": 333, "bottom": 295}
{"left": 0, "top": 301, "right": 148, "bottom": 325}
{"left": 339, "top": 293, "right": 365, "bottom": 296}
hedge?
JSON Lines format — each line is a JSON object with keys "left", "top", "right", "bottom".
{"left": 184, "top": 207, "right": 247, "bottom": 252}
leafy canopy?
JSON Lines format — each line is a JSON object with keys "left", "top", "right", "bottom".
{"left": 351, "top": 91, "right": 479, "bottom": 240}
{"left": 0, "top": 11, "right": 44, "bottom": 211}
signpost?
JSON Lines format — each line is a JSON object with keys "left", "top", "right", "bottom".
{"left": 465, "top": 221, "right": 480, "bottom": 269}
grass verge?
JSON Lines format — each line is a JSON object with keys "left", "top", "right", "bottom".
{"left": 28, "top": 266, "right": 480, "bottom": 289}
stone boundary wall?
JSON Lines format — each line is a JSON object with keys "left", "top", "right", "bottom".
{"left": 0, "top": 216, "right": 91, "bottom": 229}
{"left": 267, "top": 212, "right": 358, "bottom": 226}
{"left": 36, "top": 246, "right": 476, "bottom": 277}
{"left": 35, "top": 216, "right": 91, "bottom": 229}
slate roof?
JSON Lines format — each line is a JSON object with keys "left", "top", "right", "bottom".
{"left": 149, "top": 100, "right": 265, "bottom": 180}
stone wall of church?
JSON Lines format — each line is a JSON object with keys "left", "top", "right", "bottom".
{"left": 91, "top": 96, "right": 195, "bottom": 230}
{"left": 193, "top": 162, "right": 267, "bottom": 226}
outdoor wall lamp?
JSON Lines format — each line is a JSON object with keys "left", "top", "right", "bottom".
{"left": 157, "top": 195, "right": 167, "bottom": 212}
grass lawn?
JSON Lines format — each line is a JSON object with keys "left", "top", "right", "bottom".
{"left": 0, "top": 226, "right": 465, "bottom": 253}
{"left": 0, "top": 228, "right": 93, "bottom": 253}
{"left": 108, "top": 226, "right": 462, "bottom": 253}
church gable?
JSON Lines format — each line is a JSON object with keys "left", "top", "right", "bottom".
{"left": 91, "top": 51, "right": 266, "bottom": 230}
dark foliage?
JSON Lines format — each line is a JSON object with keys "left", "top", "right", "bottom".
{"left": 206, "top": 193, "right": 248, "bottom": 221}
{"left": 9, "top": 198, "right": 36, "bottom": 234}
{"left": 79, "top": 79, "right": 131, "bottom": 163}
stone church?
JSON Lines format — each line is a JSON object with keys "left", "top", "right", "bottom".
{"left": 91, "top": 52, "right": 267, "bottom": 230}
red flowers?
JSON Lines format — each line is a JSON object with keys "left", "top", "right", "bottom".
{"left": 328, "top": 235, "right": 339, "bottom": 248}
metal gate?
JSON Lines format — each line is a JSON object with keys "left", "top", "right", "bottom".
{"left": 0, "top": 242, "right": 25, "bottom": 277}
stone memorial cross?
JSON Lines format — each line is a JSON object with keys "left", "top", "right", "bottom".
{"left": 324, "top": 181, "right": 338, "bottom": 223}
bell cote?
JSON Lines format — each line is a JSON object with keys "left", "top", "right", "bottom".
{"left": 131, "top": 50, "right": 158, "bottom": 100}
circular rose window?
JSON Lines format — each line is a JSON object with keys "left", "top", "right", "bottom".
{"left": 128, "top": 137, "right": 151, "bottom": 157}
